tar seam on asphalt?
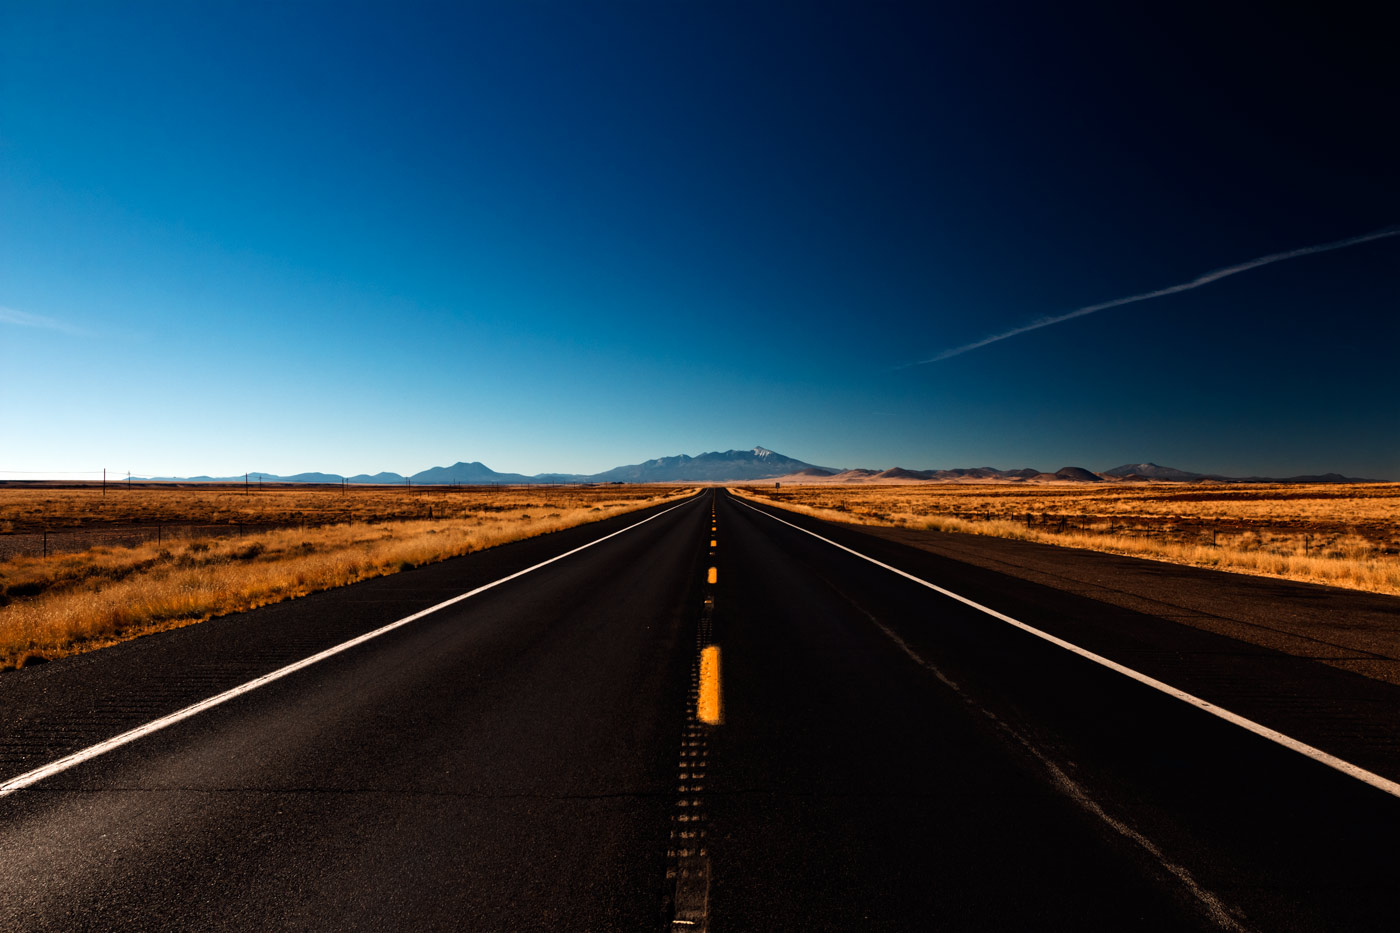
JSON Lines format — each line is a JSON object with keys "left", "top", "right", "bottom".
{"left": 665, "top": 497, "right": 717, "bottom": 931}
{"left": 811, "top": 566, "right": 1251, "bottom": 932}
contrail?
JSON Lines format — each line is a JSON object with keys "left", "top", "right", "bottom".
{"left": 0, "top": 306, "right": 88, "bottom": 335}
{"left": 904, "top": 225, "right": 1400, "bottom": 366}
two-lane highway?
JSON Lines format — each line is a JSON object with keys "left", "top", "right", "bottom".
{"left": 3, "top": 488, "right": 1398, "bottom": 930}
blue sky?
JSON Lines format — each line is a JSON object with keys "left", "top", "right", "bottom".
{"left": 3, "top": 2, "right": 1397, "bottom": 479}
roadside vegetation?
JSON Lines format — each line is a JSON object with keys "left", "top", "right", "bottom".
{"left": 733, "top": 482, "right": 1400, "bottom": 596}
{"left": 0, "top": 485, "right": 692, "bottom": 670}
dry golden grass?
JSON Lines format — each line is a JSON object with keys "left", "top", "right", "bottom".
{"left": 0, "top": 485, "right": 692, "bottom": 670}
{"left": 0, "top": 482, "right": 666, "bottom": 532}
{"left": 733, "top": 482, "right": 1400, "bottom": 596}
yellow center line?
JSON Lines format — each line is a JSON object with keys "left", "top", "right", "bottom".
{"left": 710, "top": 540, "right": 717, "bottom": 547}
{"left": 698, "top": 645, "right": 722, "bottom": 725}
{"left": 707, "top": 566, "right": 717, "bottom": 584}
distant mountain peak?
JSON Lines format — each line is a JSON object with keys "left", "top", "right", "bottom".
{"left": 583, "top": 446, "right": 839, "bottom": 482}
{"left": 1104, "top": 463, "right": 1203, "bottom": 481}
{"left": 1053, "top": 466, "right": 1103, "bottom": 483}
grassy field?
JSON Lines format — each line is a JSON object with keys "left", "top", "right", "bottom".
{"left": 0, "top": 484, "right": 692, "bottom": 671}
{"left": 734, "top": 482, "right": 1400, "bottom": 596}
{"left": 0, "top": 482, "right": 652, "bottom": 532}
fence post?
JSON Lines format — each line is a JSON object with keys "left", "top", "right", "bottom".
{"left": 43, "top": 530, "right": 47, "bottom": 558}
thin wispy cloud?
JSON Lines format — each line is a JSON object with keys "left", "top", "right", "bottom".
{"left": 0, "top": 306, "right": 90, "bottom": 336}
{"left": 904, "top": 226, "right": 1400, "bottom": 367}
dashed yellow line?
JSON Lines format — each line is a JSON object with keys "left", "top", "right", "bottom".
{"left": 707, "top": 566, "right": 717, "bottom": 584}
{"left": 710, "top": 540, "right": 717, "bottom": 548}
{"left": 698, "top": 646, "right": 722, "bottom": 725}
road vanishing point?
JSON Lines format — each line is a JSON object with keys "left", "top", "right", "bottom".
{"left": 2, "top": 489, "right": 1399, "bottom": 931}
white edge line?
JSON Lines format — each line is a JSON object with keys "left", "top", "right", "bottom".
{"left": 735, "top": 496, "right": 1400, "bottom": 801}
{"left": 0, "top": 495, "right": 701, "bottom": 798}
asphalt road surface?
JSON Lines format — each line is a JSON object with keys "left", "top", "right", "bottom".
{"left": 2, "top": 489, "right": 1398, "bottom": 931}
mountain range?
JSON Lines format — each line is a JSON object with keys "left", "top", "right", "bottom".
{"left": 774, "top": 461, "right": 1376, "bottom": 484}
{"left": 141, "top": 450, "right": 1379, "bottom": 485}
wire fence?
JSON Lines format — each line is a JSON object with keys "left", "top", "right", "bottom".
{"left": 0, "top": 476, "right": 647, "bottom": 561}
{"left": 0, "top": 523, "right": 293, "bottom": 561}
{"left": 0, "top": 506, "right": 582, "bottom": 561}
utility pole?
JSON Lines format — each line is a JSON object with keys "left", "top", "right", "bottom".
{"left": 103, "top": 468, "right": 106, "bottom": 496}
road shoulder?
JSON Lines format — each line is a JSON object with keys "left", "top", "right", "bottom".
{"left": 799, "top": 518, "right": 1400, "bottom": 686}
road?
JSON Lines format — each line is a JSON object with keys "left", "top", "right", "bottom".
{"left": 2, "top": 489, "right": 1398, "bottom": 930}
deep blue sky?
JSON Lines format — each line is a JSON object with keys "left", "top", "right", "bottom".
{"left": 3, "top": 2, "right": 1396, "bottom": 479}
